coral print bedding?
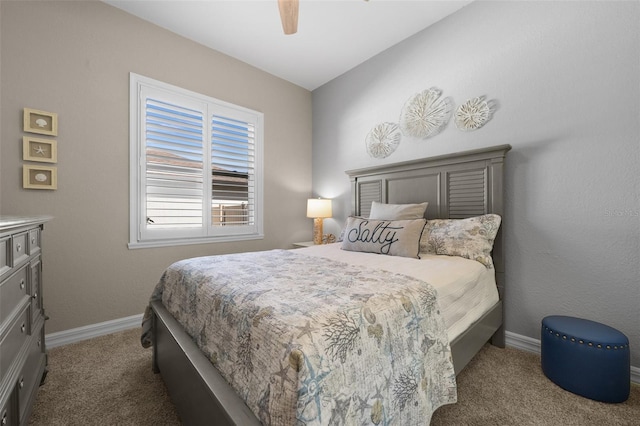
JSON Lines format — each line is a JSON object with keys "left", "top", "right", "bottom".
{"left": 142, "top": 249, "right": 456, "bottom": 425}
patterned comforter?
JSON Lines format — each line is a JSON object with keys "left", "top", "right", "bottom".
{"left": 142, "top": 249, "right": 456, "bottom": 425}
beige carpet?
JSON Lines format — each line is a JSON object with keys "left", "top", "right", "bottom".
{"left": 29, "top": 329, "right": 179, "bottom": 426}
{"left": 29, "top": 328, "right": 639, "bottom": 425}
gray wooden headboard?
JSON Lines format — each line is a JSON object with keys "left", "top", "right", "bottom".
{"left": 345, "top": 144, "right": 512, "bottom": 297}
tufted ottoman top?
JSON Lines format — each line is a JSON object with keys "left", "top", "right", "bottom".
{"left": 543, "top": 315, "right": 629, "bottom": 348}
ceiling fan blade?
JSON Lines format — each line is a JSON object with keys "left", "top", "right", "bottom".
{"left": 278, "top": 0, "right": 299, "bottom": 35}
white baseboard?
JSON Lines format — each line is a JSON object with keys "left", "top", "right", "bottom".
{"left": 45, "top": 317, "right": 640, "bottom": 385}
{"left": 46, "top": 314, "right": 142, "bottom": 349}
{"left": 506, "top": 331, "right": 640, "bottom": 385}
{"left": 505, "top": 330, "right": 541, "bottom": 354}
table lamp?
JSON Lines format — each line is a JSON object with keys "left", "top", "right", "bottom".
{"left": 307, "top": 198, "right": 332, "bottom": 245}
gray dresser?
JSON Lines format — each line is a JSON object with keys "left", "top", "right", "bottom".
{"left": 0, "top": 216, "right": 51, "bottom": 426}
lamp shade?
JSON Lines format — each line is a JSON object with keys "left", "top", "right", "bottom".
{"left": 307, "top": 198, "right": 332, "bottom": 218}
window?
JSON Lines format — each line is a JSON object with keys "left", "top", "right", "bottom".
{"left": 129, "top": 73, "right": 263, "bottom": 248}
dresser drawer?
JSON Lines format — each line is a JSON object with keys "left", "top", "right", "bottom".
{"left": 17, "top": 324, "right": 45, "bottom": 423}
{"left": 0, "top": 237, "right": 10, "bottom": 279}
{"left": 29, "top": 259, "right": 42, "bottom": 324}
{"left": 27, "top": 229, "right": 40, "bottom": 256}
{"left": 0, "top": 266, "right": 29, "bottom": 326}
{"left": 0, "top": 393, "right": 17, "bottom": 426}
{"left": 0, "top": 307, "right": 30, "bottom": 383}
{"left": 11, "top": 233, "right": 29, "bottom": 268}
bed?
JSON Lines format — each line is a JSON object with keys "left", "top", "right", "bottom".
{"left": 143, "top": 144, "right": 511, "bottom": 425}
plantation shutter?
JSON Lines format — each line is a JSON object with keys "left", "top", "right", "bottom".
{"left": 130, "top": 73, "right": 263, "bottom": 248}
{"left": 142, "top": 94, "right": 206, "bottom": 237}
{"left": 211, "top": 114, "right": 255, "bottom": 227}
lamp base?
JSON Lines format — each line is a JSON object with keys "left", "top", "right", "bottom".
{"left": 313, "top": 218, "right": 323, "bottom": 245}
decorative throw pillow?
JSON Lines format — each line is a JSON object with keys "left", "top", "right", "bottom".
{"left": 420, "top": 214, "right": 501, "bottom": 268}
{"left": 341, "top": 217, "right": 426, "bottom": 258}
{"left": 337, "top": 216, "right": 364, "bottom": 242}
{"left": 369, "top": 201, "right": 428, "bottom": 220}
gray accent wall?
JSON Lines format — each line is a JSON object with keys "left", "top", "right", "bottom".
{"left": 312, "top": 1, "right": 640, "bottom": 366}
{"left": 1, "top": 1, "right": 312, "bottom": 333}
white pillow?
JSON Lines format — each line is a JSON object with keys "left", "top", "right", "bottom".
{"left": 341, "top": 217, "right": 426, "bottom": 258}
{"left": 368, "top": 201, "right": 428, "bottom": 220}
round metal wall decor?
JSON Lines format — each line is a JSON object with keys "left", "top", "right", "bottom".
{"left": 455, "top": 97, "right": 494, "bottom": 131}
{"left": 399, "top": 88, "right": 452, "bottom": 139}
{"left": 365, "top": 122, "right": 401, "bottom": 159}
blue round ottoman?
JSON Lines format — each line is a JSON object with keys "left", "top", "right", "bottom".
{"left": 541, "top": 315, "right": 630, "bottom": 403}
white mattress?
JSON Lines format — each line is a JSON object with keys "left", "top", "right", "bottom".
{"left": 297, "top": 243, "right": 499, "bottom": 341}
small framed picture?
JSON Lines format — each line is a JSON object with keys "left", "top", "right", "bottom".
{"left": 23, "top": 137, "right": 57, "bottom": 163}
{"left": 23, "top": 165, "right": 57, "bottom": 190}
{"left": 23, "top": 108, "right": 58, "bottom": 136}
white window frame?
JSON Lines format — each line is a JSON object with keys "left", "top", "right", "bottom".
{"left": 129, "top": 73, "right": 264, "bottom": 249}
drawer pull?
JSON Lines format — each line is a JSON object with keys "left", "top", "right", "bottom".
{"left": 1, "top": 410, "right": 7, "bottom": 425}
{"left": 21, "top": 323, "right": 26, "bottom": 333}
{"left": 20, "top": 279, "right": 25, "bottom": 290}
{"left": 38, "top": 338, "right": 41, "bottom": 347}
{"left": 16, "top": 243, "right": 22, "bottom": 252}
{"left": 19, "top": 377, "right": 24, "bottom": 389}
{"left": 32, "top": 237, "right": 36, "bottom": 244}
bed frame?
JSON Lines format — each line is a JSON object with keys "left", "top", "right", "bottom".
{"left": 150, "top": 144, "right": 512, "bottom": 425}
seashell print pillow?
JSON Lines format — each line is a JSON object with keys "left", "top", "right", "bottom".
{"left": 420, "top": 214, "right": 501, "bottom": 268}
{"left": 341, "top": 217, "right": 426, "bottom": 258}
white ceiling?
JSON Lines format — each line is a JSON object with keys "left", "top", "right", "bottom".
{"left": 104, "top": 0, "right": 472, "bottom": 91}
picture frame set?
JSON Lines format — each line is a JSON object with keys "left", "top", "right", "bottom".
{"left": 22, "top": 108, "right": 58, "bottom": 190}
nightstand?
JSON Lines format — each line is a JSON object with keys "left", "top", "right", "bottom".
{"left": 292, "top": 241, "right": 315, "bottom": 248}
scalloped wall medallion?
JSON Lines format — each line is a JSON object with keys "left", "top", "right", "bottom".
{"left": 455, "top": 97, "right": 495, "bottom": 131}
{"left": 399, "top": 88, "right": 452, "bottom": 139}
{"left": 365, "top": 122, "right": 401, "bottom": 159}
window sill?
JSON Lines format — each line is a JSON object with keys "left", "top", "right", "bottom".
{"left": 128, "top": 233, "right": 264, "bottom": 250}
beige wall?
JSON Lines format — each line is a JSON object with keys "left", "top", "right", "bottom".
{"left": 1, "top": 1, "right": 313, "bottom": 333}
